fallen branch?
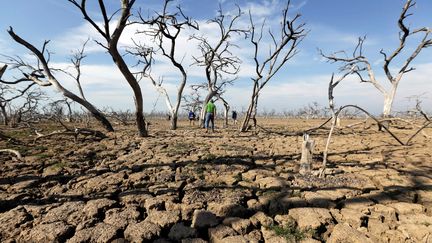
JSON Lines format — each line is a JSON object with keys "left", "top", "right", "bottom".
{"left": 0, "top": 149, "right": 22, "bottom": 160}
{"left": 406, "top": 120, "right": 432, "bottom": 145}
{"left": 338, "top": 105, "right": 405, "bottom": 145}
{"left": 33, "top": 127, "right": 107, "bottom": 143}
{"left": 303, "top": 117, "right": 332, "bottom": 133}
{"left": 379, "top": 117, "right": 431, "bottom": 138}
{"left": 344, "top": 118, "right": 369, "bottom": 129}
{"left": 256, "top": 117, "right": 333, "bottom": 137}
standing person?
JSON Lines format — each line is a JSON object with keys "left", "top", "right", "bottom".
{"left": 204, "top": 100, "right": 216, "bottom": 132}
{"left": 232, "top": 110, "right": 238, "bottom": 125}
{"left": 188, "top": 110, "right": 196, "bottom": 126}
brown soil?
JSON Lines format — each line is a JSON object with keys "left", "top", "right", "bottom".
{"left": 0, "top": 118, "right": 431, "bottom": 242}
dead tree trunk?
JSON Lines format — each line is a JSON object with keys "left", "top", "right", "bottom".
{"left": 0, "top": 105, "right": 8, "bottom": 126}
{"left": 215, "top": 94, "right": 230, "bottom": 128}
{"left": 69, "top": 0, "right": 148, "bottom": 136}
{"left": 240, "top": 84, "right": 259, "bottom": 131}
{"left": 108, "top": 47, "right": 146, "bottom": 135}
{"left": 382, "top": 84, "right": 399, "bottom": 117}
{"left": 299, "top": 133, "right": 314, "bottom": 175}
{"left": 6, "top": 28, "right": 114, "bottom": 132}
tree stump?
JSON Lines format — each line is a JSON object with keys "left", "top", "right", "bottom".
{"left": 299, "top": 133, "right": 315, "bottom": 175}
{"left": 336, "top": 117, "right": 341, "bottom": 128}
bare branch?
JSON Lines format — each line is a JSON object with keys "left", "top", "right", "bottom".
{"left": 240, "top": 0, "right": 307, "bottom": 131}
{"left": 0, "top": 149, "right": 22, "bottom": 160}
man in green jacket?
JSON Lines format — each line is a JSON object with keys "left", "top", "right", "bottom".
{"left": 204, "top": 100, "right": 216, "bottom": 132}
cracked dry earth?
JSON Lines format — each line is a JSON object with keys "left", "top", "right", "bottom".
{"left": 1, "top": 118, "right": 432, "bottom": 242}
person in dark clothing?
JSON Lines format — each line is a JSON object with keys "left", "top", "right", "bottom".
{"left": 232, "top": 110, "right": 238, "bottom": 125}
{"left": 188, "top": 110, "right": 196, "bottom": 125}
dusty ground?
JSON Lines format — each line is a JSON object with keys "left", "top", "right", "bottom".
{"left": 0, "top": 118, "right": 431, "bottom": 242}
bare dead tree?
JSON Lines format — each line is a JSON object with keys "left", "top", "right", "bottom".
{"left": 126, "top": 44, "right": 176, "bottom": 124}
{"left": 1, "top": 29, "right": 114, "bottom": 132}
{"left": 67, "top": 38, "right": 90, "bottom": 100}
{"left": 321, "top": 0, "right": 432, "bottom": 118}
{"left": 0, "top": 64, "right": 38, "bottom": 125}
{"left": 46, "top": 99, "right": 74, "bottom": 123}
{"left": 135, "top": 0, "right": 198, "bottom": 130}
{"left": 191, "top": 5, "right": 246, "bottom": 127}
{"left": 319, "top": 73, "right": 406, "bottom": 177}
{"left": 8, "top": 87, "right": 45, "bottom": 127}
{"left": 411, "top": 96, "right": 430, "bottom": 122}
{"left": 103, "top": 108, "right": 133, "bottom": 126}
{"left": 68, "top": 0, "right": 148, "bottom": 136}
{"left": 240, "top": 0, "right": 307, "bottom": 132}
{"left": 182, "top": 86, "right": 203, "bottom": 114}
{"left": 321, "top": 73, "right": 347, "bottom": 177}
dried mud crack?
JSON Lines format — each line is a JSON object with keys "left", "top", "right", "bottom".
{"left": 1, "top": 119, "right": 432, "bottom": 242}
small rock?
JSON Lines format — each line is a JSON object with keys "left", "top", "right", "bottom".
{"left": 207, "top": 202, "right": 247, "bottom": 217}
{"left": 388, "top": 202, "right": 425, "bottom": 215}
{"left": 83, "top": 198, "right": 117, "bottom": 218}
{"left": 268, "top": 195, "right": 307, "bottom": 215}
{"left": 327, "top": 223, "right": 374, "bottom": 243}
{"left": 119, "top": 190, "right": 153, "bottom": 207}
{"left": 146, "top": 210, "right": 180, "bottom": 228}
{"left": 168, "top": 223, "right": 197, "bottom": 240}
{"left": 256, "top": 176, "right": 287, "bottom": 190}
{"left": 19, "top": 221, "right": 74, "bottom": 242}
{"left": 124, "top": 221, "right": 161, "bottom": 242}
{"left": 223, "top": 218, "right": 252, "bottom": 235}
{"left": 245, "top": 229, "right": 263, "bottom": 242}
{"left": 261, "top": 225, "right": 287, "bottom": 242}
{"left": 331, "top": 208, "right": 368, "bottom": 228}
{"left": 397, "top": 223, "right": 432, "bottom": 242}
{"left": 288, "top": 207, "right": 333, "bottom": 230}
{"left": 104, "top": 206, "right": 140, "bottom": 229}
{"left": 368, "top": 204, "right": 397, "bottom": 223}
{"left": 208, "top": 225, "right": 237, "bottom": 242}
{"left": 42, "top": 201, "right": 86, "bottom": 225}
{"left": 250, "top": 211, "right": 273, "bottom": 227}
{"left": 67, "top": 223, "right": 119, "bottom": 243}
{"left": 367, "top": 218, "right": 390, "bottom": 238}
{"left": 342, "top": 197, "right": 374, "bottom": 210}
{"left": 191, "top": 210, "right": 218, "bottom": 228}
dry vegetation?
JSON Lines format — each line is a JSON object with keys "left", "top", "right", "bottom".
{"left": 1, "top": 118, "right": 431, "bottom": 242}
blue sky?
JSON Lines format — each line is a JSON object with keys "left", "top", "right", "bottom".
{"left": 1, "top": 0, "right": 431, "bottom": 114}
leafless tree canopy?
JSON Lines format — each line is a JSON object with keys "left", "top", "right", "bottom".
{"left": 240, "top": 0, "right": 307, "bottom": 132}
{"left": 321, "top": 0, "right": 431, "bottom": 117}
{"left": 191, "top": 5, "right": 247, "bottom": 126}
{"left": 133, "top": 0, "right": 199, "bottom": 130}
